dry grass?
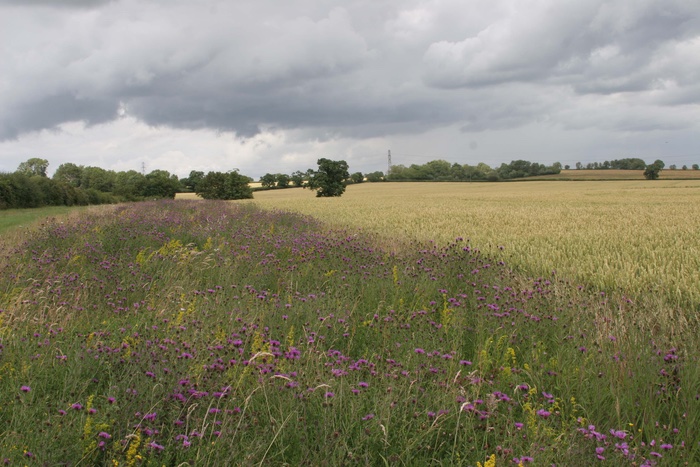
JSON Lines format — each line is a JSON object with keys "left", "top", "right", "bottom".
{"left": 243, "top": 181, "right": 700, "bottom": 310}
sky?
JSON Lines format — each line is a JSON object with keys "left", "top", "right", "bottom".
{"left": 1, "top": 0, "right": 699, "bottom": 180}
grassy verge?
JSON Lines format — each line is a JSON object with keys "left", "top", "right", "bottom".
{"left": 0, "top": 205, "right": 89, "bottom": 236}
{"left": 0, "top": 200, "right": 697, "bottom": 465}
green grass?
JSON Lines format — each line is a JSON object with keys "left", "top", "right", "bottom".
{"left": 0, "top": 200, "right": 697, "bottom": 465}
{"left": 0, "top": 205, "right": 88, "bottom": 235}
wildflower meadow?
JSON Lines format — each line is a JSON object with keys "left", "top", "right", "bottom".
{"left": 0, "top": 199, "right": 698, "bottom": 465}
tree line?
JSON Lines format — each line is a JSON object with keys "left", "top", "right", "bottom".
{"left": 388, "top": 159, "right": 562, "bottom": 181}
{"left": 0, "top": 157, "right": 359, "bottom": 209}
{"left": 569, "top": 158, "right": 699, "bottom": 171}
{"left": 1, "top": 158, "right": 186, "bottom": 210}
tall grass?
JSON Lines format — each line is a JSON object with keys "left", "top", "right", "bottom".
{"left": 0, "top": 200, "right": 697, "bottom": 465}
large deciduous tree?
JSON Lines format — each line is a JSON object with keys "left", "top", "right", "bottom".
{"left": 643, "top": 163, "right": 662, "bottom": 180}
{"left": 308, "top": 158, "right": 349, "bottom": 197}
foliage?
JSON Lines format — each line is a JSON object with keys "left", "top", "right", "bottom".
{"left": 577, "top": 158, "right": 649, "bottom": 170}
{"left": 388, "top": 159, "right": 559, "bottom": 181}
{"left": 643, "top": 163, "right": 661, "bottom": 180}
{"left": 196, "top": 170, "right": 254, "bottom": 200}
{"left": 365, "top": 171, "right": 385, "bottom": 182}
{"left": 179, "top": 170, "right": 205, "bottom": 192}
{"left": 308, "top": 158, "right": 350, "bottom": 197}
{"left": 350, "top": 172, "right": 364, "bottom": 183}
{"left": 260, "top": 173, "right": 277, "bottom": 188}
{"left": 16, "top": 158, "right": 49, "bottom": 177}
{"left": 53, "top": 163, "right": 83, "bottom": 186}
{"left": 143, "top": 170, "right": 181, "bottom": 199}
{"left": 0, "top": 172, "right": 100, "bottom": 210}
{"left": 276, "top": 173, "right": 290, "bottom": 187}
{"left": 290, "top": 170, "right": 307, "bottom": 187}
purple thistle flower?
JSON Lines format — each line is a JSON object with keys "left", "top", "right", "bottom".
{"left": 147, "top": 441, "right": 165, "bottom": 451}
{"left": 362, "top": 413, "right": 375, "bottom": 421}
{"left": 20, "top": 385, "right": 31, "bottom": 392}
{"left": 610, "top": 429, "right": 627, "bottom": 439}
{"left": 71, "top": 403, "right": 83, "bottom": 410}
{"left": 324, "top": 392, "right": 334, "bottom": 398}
{"left": 536, "top": 409, "right": 551, "bottom": 419}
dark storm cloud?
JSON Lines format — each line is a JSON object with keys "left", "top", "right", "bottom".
{"left": 1, "top": 0, "right": 699, "bottom": 146}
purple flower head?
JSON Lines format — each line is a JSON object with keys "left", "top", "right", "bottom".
{"left": 610, "top": 429, "right": 626, "bottom": 439}
{"left": 147, "top": 441, "right": 165, "bottom": 451}
{"left": 536, "top": 409, "right": 551, "bottom": 419}
{"left": 20, "top": 385, "right": 31, "bottom": 393}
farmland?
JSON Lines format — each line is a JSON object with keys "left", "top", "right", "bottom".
{"left": 1, "top": 182, "right": 699, "bottom": 465}
{"left": 248, "top": 181, "right": 700, "bottom": 318}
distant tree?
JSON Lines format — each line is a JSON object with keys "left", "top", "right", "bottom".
{"left": 682, "top": 165, "right": 688, "bottom": 170}
{"left": 53, "top": 163, "right": 84, "bottom": 186}
{"left": 260, "top": 173, "right": 276, "bottom": 188}
{"left": 669, "top": 164, "right": 677, "bottom": 170}
{"left": 693, "top": 164, "right": 699, "bottom": 170}
{"left": 552, "top": 162, "right": 562, "bottom": 171}
{"left": 609, "top": 158, "right": 646, "bottom": 170}
{"left": 424, "top": 160, "right": 452, "bottom": 180}
{"left": 308, "top": 159, "right": 349, "bottom": 197}
{"left": 197, "top": 171, "right": 253, "bottom": 200}
{"left": 17, "top": 158, "right": 49, "bottom": 177}
{"left": 350, "top": 172, "right": 364, "bottom": 184}
{"left": 276, "top": 173, "right": 290, "bottom": 187}
{"left": 144, "top": 170, "right": 181, "bottom": 199}
{"left": 114, "top": 170, "right": 147, "bottom": 200}
{"left": 290, "top": 171, "right": 306, "bottom": 187}
{"left": 365, "top": 171, "right": 384, "bottom": 182}
{"left": 181, "top": 170, "right": 204, "bottom": 192}
{"left": 564, "top": 165, "right": 570, "bottom": 170}
{"left": 81, "top": 166, "right": 115, "bottom": 192}
{"left": 575, "top": 162, "right": 582, "bottom": 170}
{"left": 653, "top": 159, "right": 665, "bottom": 169}
{"left": 643, "top": 164, "right": 661, "bottom": 180}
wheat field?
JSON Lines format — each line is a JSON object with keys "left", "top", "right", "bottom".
{"left": 242, "top": 181, "right": 700, "bottom": 311}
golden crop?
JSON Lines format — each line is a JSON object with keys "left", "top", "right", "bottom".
{"left": 247, "top": 181, "right": 700, "bottom": 310}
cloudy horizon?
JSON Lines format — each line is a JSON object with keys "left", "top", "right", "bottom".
{"left": 1, "top": 0, "right": 698, "bottom": 179}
